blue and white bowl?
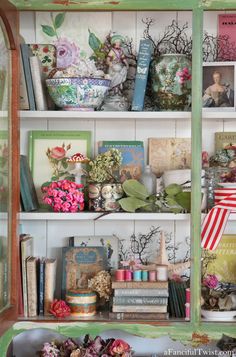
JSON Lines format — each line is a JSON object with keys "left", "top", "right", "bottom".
{"left": 46, "top": 77, "right": 111, "bottom": 110}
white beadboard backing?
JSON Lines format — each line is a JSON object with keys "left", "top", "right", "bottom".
{"left": 18, "top": 10, "right": 236, "bottom": 295}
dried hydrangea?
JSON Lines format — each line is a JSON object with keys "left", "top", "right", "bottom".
{"left": 88, "top": 149, "right": 122, "bottom": 183}
{"left": 88, "top": 270, "right": 112, "bottom": 301}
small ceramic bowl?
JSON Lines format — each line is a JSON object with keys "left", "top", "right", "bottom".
{"left": 201, "top": 309, "right": 236, "bottom": 321}
{"left": 46, "top": 77, "right": 111, "bottom": 110}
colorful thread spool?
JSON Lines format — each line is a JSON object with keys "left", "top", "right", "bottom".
{"left": 133, "top": 270, "right": 142, "bottom": 281}
{"left": 156, "top": 265, "right": 168, "bottom": 281}
{"left": 149, "top": 270, "right": 156, "bottom": 281}
{"left": 185, "top": 302, "right": 190, "bottom": 321}
{"left": 124, "top": 270, "right": 132, "bottom": 281}
{"left": 186, "top": 288, "right": 190, "bottom": 303}
{"left": 115, "top": 269, "right": 125, "bottom": 281}
{"left": 141, "top": 270, "right": 148, "bottom": 281}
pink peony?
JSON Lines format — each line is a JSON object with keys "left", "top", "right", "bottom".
{"left": 49, "top": 146, "right": 66, "bottom": 160}
{"left": 54, "top": 37, "right": 79, "bottom": 68}
{"left": 109, "top": 339, "right": 131, "bottom": 356}
{"left": 203, "top": 274, "right": 219, "bottom": 289}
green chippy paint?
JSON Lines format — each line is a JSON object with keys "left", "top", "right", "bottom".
{"left": 190, "top": 7, "right": 203, "bottom": 328}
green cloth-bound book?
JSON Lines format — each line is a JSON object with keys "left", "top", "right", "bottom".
{"left": 20, "top": 155, "right": 39, "bottom": 212}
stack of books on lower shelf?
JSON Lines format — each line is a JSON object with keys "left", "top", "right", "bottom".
{"left": 168, "top": 279, "right": 188, "bottom": 319}
{"left": 19, "top": 234, "right": 57, "bottom": 318}
{"left": 109, "top": 280, "right": 169, "bottom": 321}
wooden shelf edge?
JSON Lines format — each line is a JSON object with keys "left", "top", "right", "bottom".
{"left": 18, "top": 212, "right": 191, "bottom": 221}
{"left": 20, "top": 110, "right": 236, "bottom": 120}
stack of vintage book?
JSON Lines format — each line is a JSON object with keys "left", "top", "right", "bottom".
{"left": 19, "top": 234, "right": 57, "bottom": 318}
{"left": 109, "top": 280, "right": 169, "bottom": 321}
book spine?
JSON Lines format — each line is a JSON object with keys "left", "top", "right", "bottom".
{"left": 29, "top": 56, "right": 48, "bottom": 111}
{"left": 112, "top": 281, "right": 168, "bottom": 289}
{"left": 131, "top": 39, "right": 152, "bottom": 111}
{"left": 20, "top": 44, "right": 36, "bottom": 111}
{"left": 113, "top": 296, "right": 168, "bottom": 305}
{"left": 109, "top": 312, "right": 169, "bottom": 321}
{"left": 19, "top": 49, "right": 30, "bottom": 110}
{"left": 44, "top": 260, "right": 57, "bottom": 315}
{"left": 21, "top": 244, "right": 28, "bottom": 317}
{"left": 20, "top": 155, "right": 39, "bottom": 212}
{"left": 26, "top": 258, "right": 37, "bottom": 317}
{"left": 38, "top": 259, "right": 45, "bottom": 315}
{"left": 114, "top": 288, "right": 169, "bottom": 297}
{"left": 112, "top": 305, "right": 167, "bottom": 313}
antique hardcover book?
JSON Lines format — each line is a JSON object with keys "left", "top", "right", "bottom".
{"left": 29, "top": 56, "right": 48, "bottom": 110}
{"left": 44, "top": 258, "right": 57, "bottom": 315}
{"left": 29, "top": 44, "right": 56, "bottom": 79}
{"left": 148, "top": 138, "right": 191, "bottom": 176}
{"left": 38, "top": 258, "right": 45, "bottom": 315}
{"left": 61, "top": 246, "right": 107, "bottom": 299}
{"left": 109, "top": 312, "right": 169, "bottom": 320}
{"left": 205, "top": 234, "right": 236, "bottom": 284}
{"left": 132, "top": 39, "right": 153, "bottom": 111}
{"left": 19, "top": 50, "right": 29, "bottom": 110}
{"left": 112, "top": 281, "right": 168, "bottom": 289}
{"left": 113, "top": 296, "right": 168, "bottom": 305}
{"left": 20, "top": 44, "right": 36, "bottom": 111}
{"left": 218, "top": 14, "right": 236, "bottom": 61}
{"left": 20, "top": 155, "right": 39, "bottom": 212}
{"left": 112, "top": 305, "right": 168, "bottom": 313}
{"left": 26, "top": 256, "right": 38, "bottom": 317}
{"left": 69, "top": 235, "right": 119, "bottom": 269}
{"left": 98, "top": 141, "right": 144, "bottom": 181}
{"left": 215, "top": 132, "right": 236, "bottom": 151}
{"left": 114, "top": 288, "right": 169, "bottom": 297}
{"left": 20, "top": 234, "right": 33, "bottom": 317}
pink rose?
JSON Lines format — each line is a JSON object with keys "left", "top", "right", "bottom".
{"left": 57, "top": 190, "right": 66, "bottom": 198}
{"left": 50, "top": 299, "right": 71, "bottom": 318}
{"left": 109, "top": 339, "right": 131, "bottom": 356}
{"left": 43, "top": 197, "right": 53, "bottom": 205}
{"left": 52, "top": 189, "right": 59, "bottom": 197}
{"left": 54, "top": 37, "right": 79, "bottom": 68}
{"left": 49, "top": 146, "right": 66, "bottom": 160}
{"left": 203, "top": 274, "right": 219, "bottom": 289}
{"left": 53, "top": 203, "right": 62, "bottom": 212}
{"left": 54, "top": 197, "right": 63, "bottom": 205}
{"left": 62, "top": 202, "right": 71, "bottom": 212}
{"left": 70, "top": 205, "right": 79, "bottom": 213}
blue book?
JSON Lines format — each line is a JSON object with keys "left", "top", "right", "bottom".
{"left": 20, "top": 44, "right": 36, "bottom": 111}
{"left": 38, "top": 258, "right": 45, "bottom": 315}
{"left": 98, "top": 141, "right": 144, "bottom": 181}
{"left": 132, "top": 39, "right": 153, "bottom": 111}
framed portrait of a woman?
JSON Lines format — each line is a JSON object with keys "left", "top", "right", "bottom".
{"left": 203, "top": 62, "right": 236, "bottom": 111}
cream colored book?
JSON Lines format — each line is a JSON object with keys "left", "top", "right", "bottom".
{"left": 44, "top": 258, "right": 57, "bottom": 315}
{"left": 26, "top": 256, "right": 38, "bottom": 317}
{"left": 29, "top": 55, "right": 48, "bottom": 111}
{"left": 148, "top": 137, "right": 191, "bottom": 176}
{"left": 112, "top": 305, "right": 167, "bottom": 313}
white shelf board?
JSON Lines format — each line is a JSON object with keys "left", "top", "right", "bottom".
{"left": 20, "top": 110, "right": 191, "bottom": 120}
{"left": 19, "top": 212, "right": 101, "bottom": 220}
{"left": 20, "top": 110, "right": 236, "bottom": 120}
{"left": 19, "top": 212, "right": 190, "bottom": 221}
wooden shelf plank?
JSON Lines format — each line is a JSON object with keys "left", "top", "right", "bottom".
{"left": 20, "top": 110, "right": 236, "bottom": 120}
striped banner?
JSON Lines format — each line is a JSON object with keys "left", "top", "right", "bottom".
{"left": 201, "top": 188, "right": 236, "bottom": 250}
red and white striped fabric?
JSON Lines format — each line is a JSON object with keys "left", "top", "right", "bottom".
{"left": 201, "top": 188, "right": 236, "bottom": 251}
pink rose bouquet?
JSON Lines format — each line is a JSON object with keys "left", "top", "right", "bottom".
{"left": 42, "top": 180, "right": 84, "bottom": 212}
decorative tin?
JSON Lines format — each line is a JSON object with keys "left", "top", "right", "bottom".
{"left": 66, "top": 289, "right": 97, "bottom": 317}
{"left": 150, "top": 54, "right": 191, "bottom": 111}
{"left": 88, "top": 183, "right": 123, "bottom": 212}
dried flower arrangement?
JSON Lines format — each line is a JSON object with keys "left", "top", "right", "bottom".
{"left": 40, "top": 335, "right": 133, "bottom": 357}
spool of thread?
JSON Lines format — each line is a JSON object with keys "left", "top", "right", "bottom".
{"left": 141, "top": 270, "right": 148, "bottom": 281}
{"left": 185, "top": 303, "right": 190, "bottom": 321}
{"left": 148, "top": 270, "right": 156, "bottom": 281}
{"left": 124, "top": 270, "right": 132, "bottom": 281}
{"left": 115, "top": 269, "right": 125, "bottom": 281}
{"left": 156, "top": 265, "right": 168, "bottom": 281}
{"left": 186, "top": 288, "right": 190, "bottom": 303}
{"left": 133, "top": 270, "right": 142, "bottom": 281}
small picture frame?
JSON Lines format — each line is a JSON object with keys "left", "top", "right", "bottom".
{"left": 28, "top": 130, "right": 91, "bottom": 204}
{"left": 202, "top": 62, "right": 236, "bottom": 111}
